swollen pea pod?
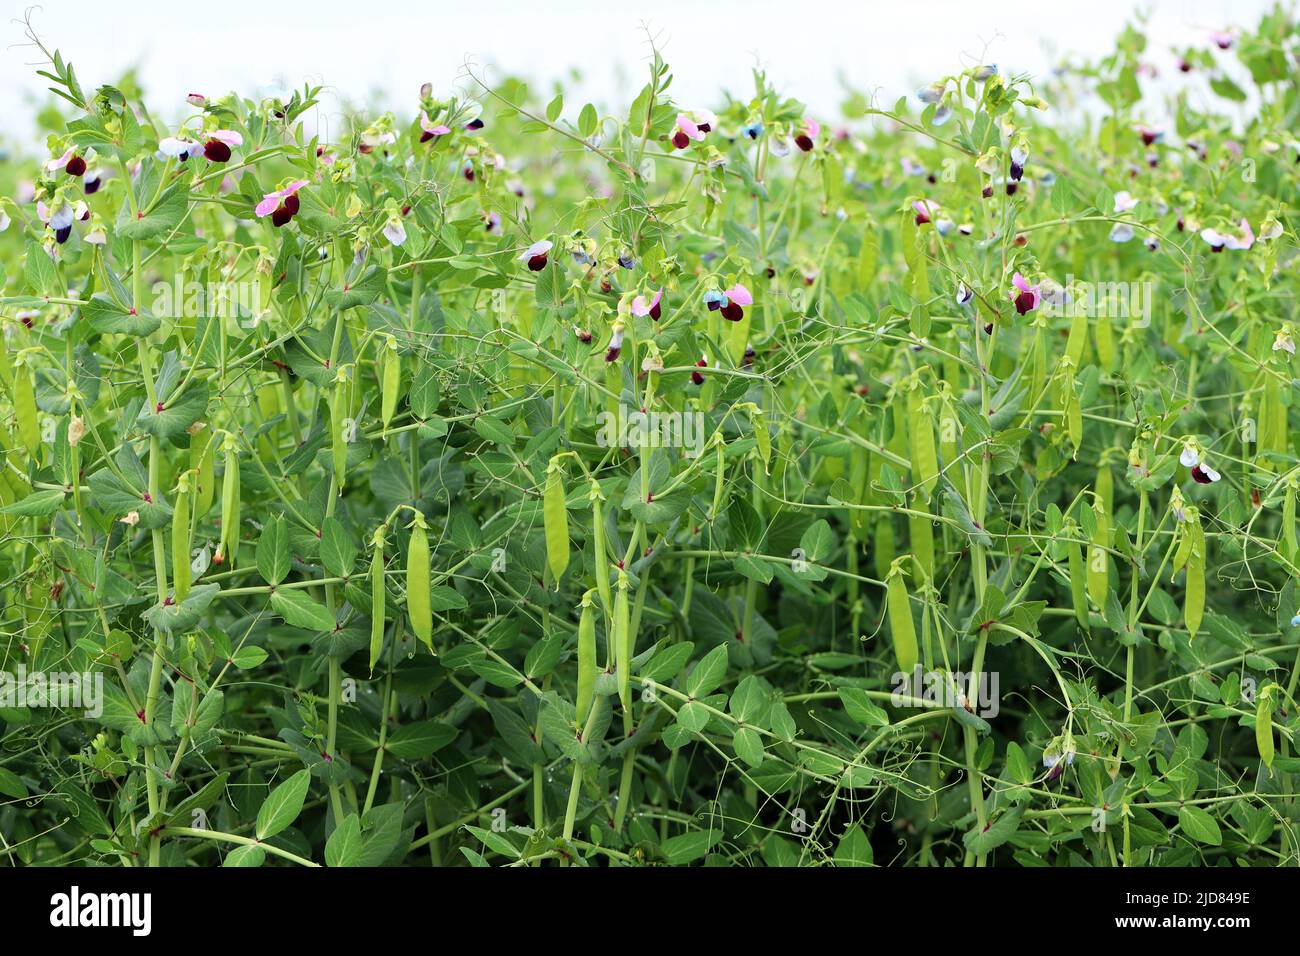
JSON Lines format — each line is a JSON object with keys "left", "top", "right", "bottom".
{"left": 1184, "top": 516, "right": 1205, "bottom": 640}
{"left": 1282, "top": 480, "right": 1297, "bottom": 565}
{"left": 909, "top": 499, "right": 933, "bottom": 582}
{"left": 380, "top": 336, "right": 401, "bottom": 431}
{"left": 908, "top": 385, "right": 937, "bottom": 501}
{"left": 1064, "top": 309, "right": 1089, "bottom": 367}
{"left": 1060, "top": 370, "right": 1082, "bottom": 457}
{"left": 190, "top": 428, "right": 216, "bottom": 519}
{"left": 848, "top": 441, "right": 869, "bottom": 537}
{"left": 1087, "top": 499, "right": 1109, "bottom": 611}
{"left": 172, "top": 472, "right": 192, "bottom": 602}
{"left": 1256, "top": 683, "right": 1276, "bottom": 770}
{"left": 216, "top": 434, "right": 240, "bottom": 567}
{"left": 589, "top": 480, "right": 612, "bottom": 617}
{"left": 575, "top": 589, "right": 597, "bottom": 726}
{"left": 407, "top": 512, "right": 432, "bottom": 650}
{"left": 614, "top": 569, "right": 631, "bottom": 713}
{"left": 369, "top": 525, "right": 387, "bottom": 675}
{"left": 330, "top": 366, "right": 350, "bottom": 491}
{"left": 1096, "top": 461, "right": 1114, "bottom": 519}
{"left": 543, "top": 455, "right": 570, "bottom": 585}
{"left": 885, "top": 562, "right": 918, "bottom": 674}
{"left": 1067, "top": 530, "right": 1089, "bottom": 629}
{"left": 1094, "top": 314, "right": 1115, "bottom": 372}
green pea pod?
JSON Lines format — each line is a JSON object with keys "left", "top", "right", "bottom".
{"left": 172, "top": 473, "right": 192, "bottom": 602}
{"left": 874, "top": 514, "right": 895, "bottom": 581}
{"left": 1067, "top": 538, "right": 1089, "bottom": 629}
{"left": 330, "top": 371, "right": 349, "bottom": 490}
{"left": 1087, "top": 502, "right": 1109, "bottom": 611}
{"left": 590, "top": 483, "right": 612, "bottom": 617}
{"left": 1094, "top": 314, "right": 1114, "bottom": 372}
{"left": 909, "top": 501, "right": 933, "bottom": 582}
{"left": 543, "top": 458, "right": 569, "bottom": 585}
{"left": 218, "top": 437, "right": 240, "bottom": 567}
{"left": 1096, "top": 463, "right": 1114, "bottom": 520}
{"left": 407, "top": 515, "right": 432, "bottom": 650}
{"left": 752, "top": 407, "right": 771, "bottom": 474}
{"left": 1064, "top": 310, "right": 1089, "bottom": 367}
{"left": 848, "top": 444, "right": 869, "bottom": 537}
{"left": 886, "top": 567, "right": 918, "bottom": 674}
{"left": 908, "top": 387, "right": 938, "bottom": 501}
{"left": 380, "top": 340, "right": 400, "bottom": 430}
{"left": 1184, "top": 520, "right": 1205, "bottom": 640}
{"left": 14, "top": 367, "right": 40, "bottom": 458}
{"left": 1256, "top": 685, "right": 1275, "bottom": 769}
{"left": 614, "top": 570, "right": 631, "bottom": 712}
{"left": 191, "top": 430, "right": 216, "bottom": 518}
{"left": 369, "top": 528, "right": 386, "bottom": 675}
{"left": 1283, "top": 482, "right": 1297, "bottom": 564}
{"left": 575, "top": 590, "right": 596, "bottom": 726}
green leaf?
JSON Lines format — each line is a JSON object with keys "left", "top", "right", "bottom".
{"left": 325, "top": 814, "right": 364, "bottom": 867}
{"left": 686, "top": 643, "right": 730, "bottom": 698}
{"left": 270, "top": 589, "right": 335, "bottom": 632}
{"left": 1178, "top": 805, "right": 1222, "bottom": 846}
{"left": 255, "top": 769, "right": 311, "bottom": 840}
{"left": 0, "top": 488, "right": 66, "bottom": 517}
{"left": 838, "top": 688, "right": 889, "bottom": 727}
{"left": 834, "top": 823, "right": 874, "bottom": 866}
{"left": 257, "top": 514, "right": 291, "bottom": 586}
{"left": 384, "top": 720, "right": 457, "bottom": 758}
{"left": 138, "top": 380, "right": 209, "bottom": 441}
{"left": 223, "top": 844, "right": 266, "bottom": 867}
{"left": 661, "top": 830, "right": 721, "bottom": 864}
{"left": 81, "top": 293, "right": 161, "bottom": 336}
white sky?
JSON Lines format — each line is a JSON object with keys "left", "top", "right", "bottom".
{"left": 0, "top": 0, "right": 1268, "bottom": 141}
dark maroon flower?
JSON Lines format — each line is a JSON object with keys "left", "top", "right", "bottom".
{"left": 55, "top": 224, "right": 72, "bottom": 244}
{"left": 981, "top": 185, "right": 993, "bottom": 199}
{"left": 465, "top": 118, "right": 485, "bottom": 131}
{"left": 83, "top": 172, "right": 102, "bottom": 194}
{"left": 204, "top": 139, "right": 232, "bottom": 163}
{"left": 672, "top": 129, "right": 690, "bottom": 150}
{"left": 741, "top": 345, "right": 755, "bottom": 368}
{"left": 692, "top": 357, "right": 707, "bottom": 385}
{"left": 65, "top": 155, "right": 87, "bottom": 177}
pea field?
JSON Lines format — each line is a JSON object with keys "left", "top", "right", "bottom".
{"left": 1, "top": 7, "right": 1299, "bottom": 870}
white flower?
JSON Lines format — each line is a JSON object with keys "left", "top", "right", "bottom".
{"left": 1113, "top": 191, "right": 1140, "bottom": 213}
{"left": 1109, "top": 223, "right": 1135, "bottom": 243}
{"left": 120, "top": 511, "right": 140, "bottom": 527}
{"left": 1179, "top": 443, "right": 1200, "bottom": 467}
{"left": 67, "top": 416, "right": 85, "bottom": 446}
{"left": 382, "top": 218, "right": 407, "bottom": 247}
{"left": 1273, "top": 328, "right": 1295, "bottom": 355}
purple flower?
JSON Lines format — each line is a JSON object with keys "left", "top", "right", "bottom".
{"left": 519, "top": 240, "right": 553, "bottom": 272}
{"left": 1009, "top": 272, "right": 1040, "bottom": 315}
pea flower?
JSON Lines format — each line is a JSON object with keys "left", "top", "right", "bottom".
{"left": 632, "top": 288, "right": 663, "bottom": 320}
{"left": 793, "top": 118, "right": 820, "bottom": 152}
{"left": 692, "top": 355, "right": 708, "bottom": 385}
{"left": 1209, "top": 30, "right": 1233, "bottom": 49}
{"left": 741, "top": 122, "right": 764, "bottom": 140}
{"left": 519, "top": 239, "right": 553, "bottom": 272}
{"left": 1109, "top": 223, "right": 1135, "bottom": 243}
{"left": 186, "top": 93, "right": 208, "bottom": 108}
{"left": 956, "top": 282, "right": 973, "bottom": 306}
{"left": 1009, "top": 143, "right": 1029, "bottom": 182}
{"left": 671, "top": 114, "right": 706, "bottom": 150}
{"left": 482, "top": 210, "right": 501, "bottom": 233}
{"left": 382, "top": 212, "right": 407, "bottom": 247}
{"left": 464, "top": 117, "right": 485, "bottom": 132}
{"left": 912, "top": 199, "right": 939, "bottom": 225}
{"left": 1272, "top": 326, "right": 1295, "bottom": 355}
{"left": 46, "top": 147, "right": 87, "bottom": 177}
{"left": 605, "top": 322, "right": 625, "bottom": 363}
{"left": 704, "top": 284, "right": 753, "bottom": 321}
{"left": 1180, "top": 442, "right": 1221, "bottom": 483}
{"left": 1200, "top": 219, "right": 1254, "bottom": 252}
{"left": 157, "top": 136, "right": 204, "bottom": 162}
{"left": 83, "top": 168, "right": 105, "bottom": 194}
{"left": 1009, "top": 272, "right": 1041, "bottom": 315}
{"left": 1136, "top": 126, "right": 1164, "bottom": 146}
{"left": 255, "top": 180, "right": 308, "bottom": 226}
{"left": 419, "top": 112, "right": 452, "bottom": 142}
{"left": 1113, "top": 191, "right": 1140, "bottom": 213}
{"left": 203, "top": 130, "right": 243, "bottom": 163}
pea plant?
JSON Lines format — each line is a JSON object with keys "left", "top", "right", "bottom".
{"left": 1, "top": 9, "right": 1298, "bottom": 868}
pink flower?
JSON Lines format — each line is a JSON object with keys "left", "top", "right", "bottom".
{"left": 1009, "top": 272, "right": 1041, "bottom": 315}
{"left": 605, "top": 325, "right": 625, "bottom": 363}
{"left": 255, "top": 179, "right": 308, "bottom": 226}
{"left": 632, "top": 288, "right": 663, "bottom": 320}
{"left": 794, "top": 118, "right": 820, "bottom": 152}
{"left": 912, "top": 199, "right": 939, "bottom": 225}
{"left": 1200, "top": 219, "right": 1254, "bottom": 252}
{"left": 1209, "top": 30, "right": 1233, "bottom": 49}
{"left": 419, "top": 112, "right": 452, "bottom": 143}
{"left": 672, "top": 114, "right": 706, "bottom": 150}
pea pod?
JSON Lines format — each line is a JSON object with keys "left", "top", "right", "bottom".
{"left": 543, "top": 456, "right": 569, "bottom": 585}
{"left": 908, "top": 386, "right": 937, "bottom": 501}
{"left": 1184, "top": 518, "right": 1205, "bottom": 639}
{"left": 217, "top": 435, "right": 240, "bottom": 566}
{"left": 590, "top": 482, "right": 612, "bottom": 617}
{"left": 369, "top": 526, "right": 387, "bottom": 675}
{"left": 1094, "top": 314, "right": 1115, "bottom": 372}
{"left": 614, "top": 570, "right": 631, "bottom": 712}
{"left": 1067, "top": 535, "right": 1089, "bottom": 629}
{"left": 1064, "top": 310, "right": 1089, "bottom": 367}
{"left": 575, "top": 590, "right": 597, "bottom": 726}
{"left": 172, "top": 473, "right": 192, "bottom": 602}
{"left": 751, "top": 406, "right": 770, "bottom": 475}
{"left": 380, "top": 338, "right": 400, "bottom": 430}
{"left": 909, "top": 500, "right": 933, "bottom": 582}
{"left": 1282, "top": 481, "right": 1297, "bottom": 565}
{"left": 407, "top": 513, "right": 431, "bottom": 650}
{"left": 1087, "top": 501, "right": 1109, "bottom": 611}
{"left": 191, "top": 429, "right": 216, "bottom": 518}
{"left": 1256, "top": 684, "right": 1275, "bottom": 769}
{"left": 886, "top": 564, "right": 918, "bottom": 674}
{"left": 330, "top": 367, "right": 350, "bottom": 491}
